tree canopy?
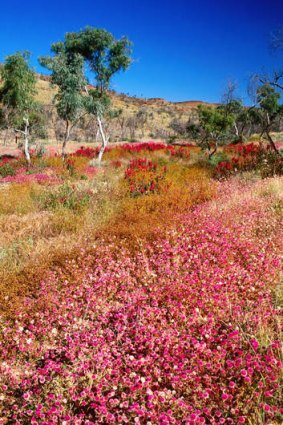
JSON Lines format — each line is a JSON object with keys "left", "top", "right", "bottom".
{"left": 40, "top": 47, "right": 86, "bottom": 156}
{"left": 62, "top": 27, "right": 132, "bottom": 93}
{"left": 0, "top": 51, "right": 37, "bottom": 162}
{"left": 0, "top": 51, "right": 36, "bottom": 117}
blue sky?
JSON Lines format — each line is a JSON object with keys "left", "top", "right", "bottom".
{"left": 0, "top": 0, "right": 282, "bottom": 103}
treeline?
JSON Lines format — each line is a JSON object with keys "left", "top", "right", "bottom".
{"left": 1, "top": 26, "right": 283, "bottom": 163}
{"left": 0, "top": 27, "right": 132, "bottom": 163}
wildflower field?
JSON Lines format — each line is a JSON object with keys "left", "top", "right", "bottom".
{"left": 0, "top": 142, "right": 282, "bottom": 424}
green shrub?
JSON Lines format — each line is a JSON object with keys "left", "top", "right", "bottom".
{"left": 39, "top": 184, "right": 91, "bottom": 211}
{"left": 167, "top": 135, "right": 177, "bottom": 145}
{"left": 259, "top": 152, "right": 283, "bottom": 178}
{"left": 0, "top": 162, "right": 16, "bottom": 177}
{"left": 209, "top": 152, "right": 229, "bottom": 167}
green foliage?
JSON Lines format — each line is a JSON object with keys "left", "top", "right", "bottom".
{"left": 0, "top": 51, "right": 36, "bottom": 122}
{"left": 192, "top": 106, "right": 234, "bottom": 157}
{"left": 257, "top": 84, "right": 281, "bottom": 115}
{"left": 12, "top": 108, "right": 47, "bottom": 138}
{"left": 39, "top": 50, "right": 86, "bottom": 124}
{"left": 62, "top": 26, "right": 132, "bottom": 121}
{"left": 41, "top": 27, "right": 132, "bottom": 161}
{"left": 167, "top": 135, "right": 178, "bottom": 144}
{"left": 186, "top": 123, "right": 200, "bottom": 139}
{"left": 84, "top": 89, "right": 111, "bottom": 116}
{"left": 0, "top": 108, "right": 5, "bottom": 129}
{"left": 259, "top": 151, "right": 283, "bottom": 178}
{"left": 39, "top": 184, "right": 91, "bottom": 211}
{"left": 0, "top": 162, "right": 16, "bottom": 177}
{"left": 197, "top": 105, "right": 234, "bottom": 142}
{"left": 208, "top": 152, "right": 229, "bottom": 167}
{"left": 256, "top": 84, "right": 283, "bottom": 128}
{"left": 64, "top": 27, "right": 132, "bottom": 92}
{"left": 29, "top": 109, "right": 48, "bottom": 139}
{"left": 255, "top": 84, "right": 283, "bottom": 151}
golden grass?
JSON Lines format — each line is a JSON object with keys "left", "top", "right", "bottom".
{"left": 0, "top": 163, "right": 213, "bottom": 315}
{"left": 0, "top": 183, "right": 41, "bottom": 215}
{"left": 98, "top": 165, "right": 215, "bottom": 248}
{"left": 0, "top": 171, "right": 126, "bottom": 316}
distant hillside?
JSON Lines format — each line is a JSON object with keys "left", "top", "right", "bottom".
{"left": 1, "top": 73, "right": 216, "bottom": 142}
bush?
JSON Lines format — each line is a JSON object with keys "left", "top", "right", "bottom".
{"left": 170, "top": 146, "right": 191, "bottom": 160}
{"left": 215, "top": 144, "right": 283, "bottom": 178}
{"left": 167, "top": 135, "right": 178, "bottom": 144}
{"left": 74, "top": 146, "right": 98, "bottom": 159}
{"left": 35, "top": 143, "right": 47, "bottom": 158}
{"left": 0, "top": 161, "right": 16, "bottom": 177}
{"left": 209, "top": 152, "right": 229, "bottom": 167}
{"left": 124, "top": 158, "right": 166, "bottom": 196}
{"left": 39, "top": 184, "right": 92, "bottom": 211}
{"left": 259, "top": 151, "right": 283, "bottom": 178}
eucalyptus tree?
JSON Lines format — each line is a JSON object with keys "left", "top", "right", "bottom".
{"left": 255, "top": 83, "right": 283, "bottom": 154}
{"left": 0, "top": 51, "right": 36, "bottom": 163}
{"left": 61, "top": 26, "right": 132, "bottom": 162}
{"left": 218, "top": 82, "right": 259, "bottom": 142}
{"left": 39, "top": 46, "right": 86, "bottom": 157}
{"left": 190, "top": 105, "right": 234, "bottom": 158}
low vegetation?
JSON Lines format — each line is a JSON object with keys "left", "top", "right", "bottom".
{"left": 0, "top": 141, "right": 282, "bottom": 424}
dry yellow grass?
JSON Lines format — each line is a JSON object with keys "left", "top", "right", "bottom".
{"left": 0, "top": 163, "right": 214, "bottom": 316}
{"left": 98, "top": 165, "right": 215, "bottom": 248}
{"left": 0, "top": 183, "right": 41, "bottom": 215}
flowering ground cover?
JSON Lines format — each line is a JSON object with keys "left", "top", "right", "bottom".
{"left": 216, "top": 143, "right": 283, "bottom": 178}
{"left": 124, "top": 158, "right": 166, "bottom": 195}
{"left": 0, "top": 173, "right": 282, "bottom": 424}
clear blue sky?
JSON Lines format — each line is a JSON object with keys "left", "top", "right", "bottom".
{"left": 0, "top": 0, "right": 282, "bottom": 103}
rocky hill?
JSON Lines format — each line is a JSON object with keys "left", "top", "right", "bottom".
{"left": 1, "top": 73, "right": 215, "bottom": 143}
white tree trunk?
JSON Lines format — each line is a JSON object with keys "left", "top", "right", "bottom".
{"left": 97, "top": 115, "right": 109, "bottom": 163}
{"left": 95, "top": 128, "right": 100, "bottom": 143}
{"left": 62, "top": 120, "right": 71, "bottom": 159}
{"left": 234, "top": 123, "right": 239, "bottom": 137}
{"left": 23, "top": 118, "right": 31, "bottom": 164}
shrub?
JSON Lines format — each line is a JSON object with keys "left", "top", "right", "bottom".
{"left": 65, "top": 158, "right": 76, "bottom": 176}
{"left": 0, "top": 161, "right": 16, "bottom": 177}
{"left": 74, "top": 145, "right": 98, "bottom": 158}
{"left": 111, "top": 160, "right": 123, "bottom": 168}
{"left": 215, "top": 143, "right": 283, "bottom": 178}
{"left": 106, "top": 165, "right": 214, "bottom": 245}
{"left": 39, "top": 184, "right": 92, "bottom": 211}
{"left": 170, "top": 146, "right": 191, "bottom": 160}
{"left": 209, "top": 152, "right": 229, "bottom": 167}
{"left": 124, "top": 158, "right": 166, "bottom": 196}
{"left": 259, "top": 151, "right": 283, "bottom": 178}
{"left": 167, "top": 134, "right": 178, "bottom": 144}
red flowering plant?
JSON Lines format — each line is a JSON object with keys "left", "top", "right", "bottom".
{"left": 214, "top": 159, "right": 234, "bottom": 178}
{"left": 121, "top": 142, "right": 168, "bottom": 153}
{"left": 125, "top": 158, "right": 166, "bottom": 196}
{"left": 111, "top": 160, "right": 122, "bottom": 168}
{"left": 225, "top": 143, "right": 268, "bottom": 172}
{"left": 65, "top": 158, "right": 76, "bottom": 176}
{"left": 73, "top": 146, "right": 103, "bottom": 159}
{"left": 169, "top": 146, "right": 191, "bottom": 159}
{"left": 0, "top": 159, "right": 17, "bottom": 177}
{"left": 215, "top": 143, "right": 282, "bottom": 178}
